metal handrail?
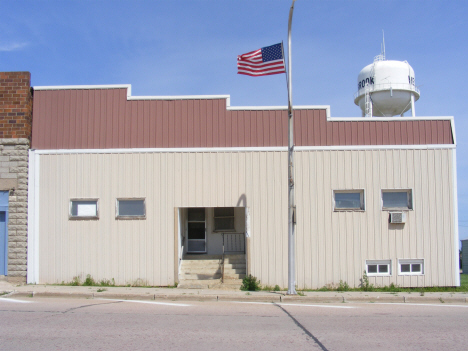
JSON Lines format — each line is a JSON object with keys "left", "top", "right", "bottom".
{"left": 222, "top": 232, "right": 245, "bottom": 254}
{"left": 222, "top": 233, "right": 245, "bottom": 283}
{"left": 222, "top": 236, "right": 225, "bottom": 283}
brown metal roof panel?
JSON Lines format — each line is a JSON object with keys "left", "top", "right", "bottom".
{"left": 363, "top": 121, "right": 370, "bottom": 145}
{"left": 401, "top": 121, "right": 408, "bottom": 145}
{"left": 31, "top": 88, "right": 453, "bottom": 149}
{"left": 406, "top": 121, "right": 414, "bottom": 145}
{"left": 425, "top": 120, "right": 432, "bottom": 145}
{"left": 218, "top": 100, "right": 226, "bottom": 147}
{"left": 325, "top": 113, "right": 333, "bottom": 146}
{"left": 436, "top": 120, "right": 444, "bottom": 144}
{"left": 357, "top": 121, "right": 364, "bottom": 145}
{"left": 351, "top": 122, "right": 358, "bottom": 145}
{"left": 443, "top": 120, "right": 452, "bottom": 144}
{"left": 173, "top": 100, "right": 182, "bottom": 148}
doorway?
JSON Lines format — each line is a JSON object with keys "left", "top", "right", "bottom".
{"left": 187, "top": 208, "right": 206, "bottom": 253}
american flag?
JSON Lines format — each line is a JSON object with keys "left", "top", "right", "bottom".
{"left": 237, "top": 43, "right": 286, "bottom": 76}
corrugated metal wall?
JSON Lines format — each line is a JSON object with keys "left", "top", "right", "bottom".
{"left": 35, "top": 148, "right": 456, "bottom": 288}
{"left": 32, "top": 89, "right": 453, "bottom": 150}
{"left": 295, "top": 149, "right": 456, "bottom": 289}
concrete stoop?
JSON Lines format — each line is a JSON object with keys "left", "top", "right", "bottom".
{"left": 178, "top": 254, "right": 246, "bottom": 290}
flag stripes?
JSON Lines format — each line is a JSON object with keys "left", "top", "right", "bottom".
{"left": 237, "top": 43, "right": 286, "bottom": 76}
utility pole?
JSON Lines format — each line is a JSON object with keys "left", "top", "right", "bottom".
{"left": 286, "top": 0, "right": 297, "bottom": 295}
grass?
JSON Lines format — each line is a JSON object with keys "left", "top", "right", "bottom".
{"left": 303, "top": 274, "right": 468, "bottom": 293}
{"left": 45, "top": 273, "right": 468, "bottom": 292}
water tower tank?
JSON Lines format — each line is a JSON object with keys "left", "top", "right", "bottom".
{"left": 354, "top": 56, "right": 420, "bottom": 117}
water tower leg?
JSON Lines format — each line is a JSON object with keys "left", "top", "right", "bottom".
{"left": 411, "top": 93, "right": 416, "bottom": 117}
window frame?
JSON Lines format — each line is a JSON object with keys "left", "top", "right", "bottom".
{"left": 398, "top": 259, "right": 424, "bottom": 276}
{"left": 381, "top": 189, "right": 413, "bottom": 210}
{"left": 69, "top": 199, "right": 99, "bottom": 220}
{"left": 333, "top": 189, "right": 365, "bottom": 211}
{"left": 115, "top": 198, "right": 146, "bottom": 220}
{"left": 365, "top": 259, "right": 392, "bottom": 276}
{"left": 213, "top": 207, "right": 236, "bottom": 232}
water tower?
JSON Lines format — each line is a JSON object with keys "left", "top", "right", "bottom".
{"left": 354, "top": 38, "right": 420, "bottom": 117}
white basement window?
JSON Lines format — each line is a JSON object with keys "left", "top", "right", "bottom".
{"left": 398, "top": 259, "right": 424, "bottom": 275}
{"left": 116, "top": 198, "right": 146, "bottom": 219}
{"left": 366, "top": 260, "right": 391, "bottom": 276}
{"left": 214, "top": 207, "right": 235, "bottom": 231}
{"left": 333, "top": 190, "right": 365, "bottom": 211}
{"left": 382, "top": 189, "right": 413, "bottom": 210}
{"left": 69, "top": 199, "right": 99, "bottom": 219}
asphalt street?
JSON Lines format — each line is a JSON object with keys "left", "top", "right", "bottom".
{"left": 1, "top": 297, "right": 467, "bottom": 350}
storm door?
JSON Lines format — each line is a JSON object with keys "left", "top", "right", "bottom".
{"left": 187, "top": 208, "right": 206, "bottom": 253}
{"left": 0, "top": 212, "right": 6, "bottom": 275}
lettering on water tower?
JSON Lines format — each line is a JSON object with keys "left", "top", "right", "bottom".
{"left": 358, "top": 77, "right": 374, "bottom": 90}
{"left": 358, "top": 75, "right": 416, "bottom": 90}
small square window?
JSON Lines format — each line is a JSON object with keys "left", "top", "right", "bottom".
{"left": 382, "top": 190, "right": 413, "bottom": 210}
{"left": 366, "top": 260, "right": 391, "bottom": 276}
{"left": 401, "top": 264, "right": 411, "bottom": 273}
{"left": 398, "top": 259, "right": 424, "bottom": 275}
{"left": 368, "top": 265, "right": 378, "bottom": 274}
{"left": 116, "top": 199, "right": 146, "bottom": 219}
{"left": 214, "top": 207, "right": 235, "bottom": 231}
{"left": 378, "top": 265, "right": 388, "bottom": 273}
{"left": 334, "top": 190, "right": 365, "bottom": 211}
{"left": 70, "top": 199, "right": 98, "bottom": 219}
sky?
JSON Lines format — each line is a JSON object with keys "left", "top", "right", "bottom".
{"left": 1, "top": 0, "right": 467, "bottom": 241}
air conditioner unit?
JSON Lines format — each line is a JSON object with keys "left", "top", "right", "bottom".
{"left": 390, "top": 212, "right": 407, "bottom": 224}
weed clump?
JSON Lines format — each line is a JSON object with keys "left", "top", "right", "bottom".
{"left": 83, "top": 274, "right": 96, "bottom": 286}
{"left": 240, "top": 275, "right": 261, "bottom": 291}
{"left": 99, "top": 278, "right": 115, "bottom": 287}
{"left": 337, "top": 280, "right": 350, "bottom": 291}
{"left": 361, "top": 271, "right": 374, "bottom": 291}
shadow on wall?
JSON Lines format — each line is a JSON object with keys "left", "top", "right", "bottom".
{"left": 236, "top": 194, "right": 247, "bottom": 208}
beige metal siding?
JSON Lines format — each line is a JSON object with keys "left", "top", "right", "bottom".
{"left": 295, "top": 149, "right": 456, "bottom": 289}
{"left": 36, "top": 149, "right": 456, "bottom": 288}
{"left": 37, "top": 151, "right": 288, "bottom": 286}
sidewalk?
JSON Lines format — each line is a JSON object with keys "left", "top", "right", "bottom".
{"left": 2, "top": 281, "right": 468, "bottom": 304}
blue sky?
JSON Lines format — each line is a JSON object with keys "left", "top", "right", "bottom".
{"left": 2, "top": 0, "right": 467, "bottom": 241}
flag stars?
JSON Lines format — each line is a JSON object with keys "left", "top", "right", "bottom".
{"left": 261, "top": 43, "right": 283, "bottom": 62}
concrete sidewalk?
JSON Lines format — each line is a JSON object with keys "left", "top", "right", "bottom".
{"left": 1, "top": 281, "right": 467, "bottom": 304}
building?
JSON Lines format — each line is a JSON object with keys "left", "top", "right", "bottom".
{"left": 462, "top": 239, "right": 468, "bottom": 274}
{"left": 0, "top": 71, "right": 459, "bottom": 289}
{"left": 0, "top": 72, "right": 32, "bottom": 284}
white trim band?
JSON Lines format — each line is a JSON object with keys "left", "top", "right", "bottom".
{"left": 27, "top": 150, "right": 40, "bottom": 284}
{"left": 30, "top": 144, "right": 455, "bottom": 155}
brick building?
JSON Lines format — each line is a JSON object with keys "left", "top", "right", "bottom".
{"left": 0, "top": 72, "right": 32, "bottom": 283}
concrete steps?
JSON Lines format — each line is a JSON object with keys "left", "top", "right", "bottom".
{"left": 178, "top": 254, "right": 246, "bottom": 289}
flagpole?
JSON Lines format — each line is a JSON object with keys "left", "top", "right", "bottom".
{"left": 287, "top": 0, "right": 297, "bottom": 295}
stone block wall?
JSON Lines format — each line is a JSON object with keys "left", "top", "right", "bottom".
{"left": 0, "top": 72, "right": 32, "bottom": 283}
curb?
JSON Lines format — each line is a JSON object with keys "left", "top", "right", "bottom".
{"left": 282, "top": 295, "right": 344, "bottom": 303}
{"left": 344, "top": 295, "right": 405, "bottom": 303}
{"left": 2, "top": 290, "right": 467, "bottom": 304}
